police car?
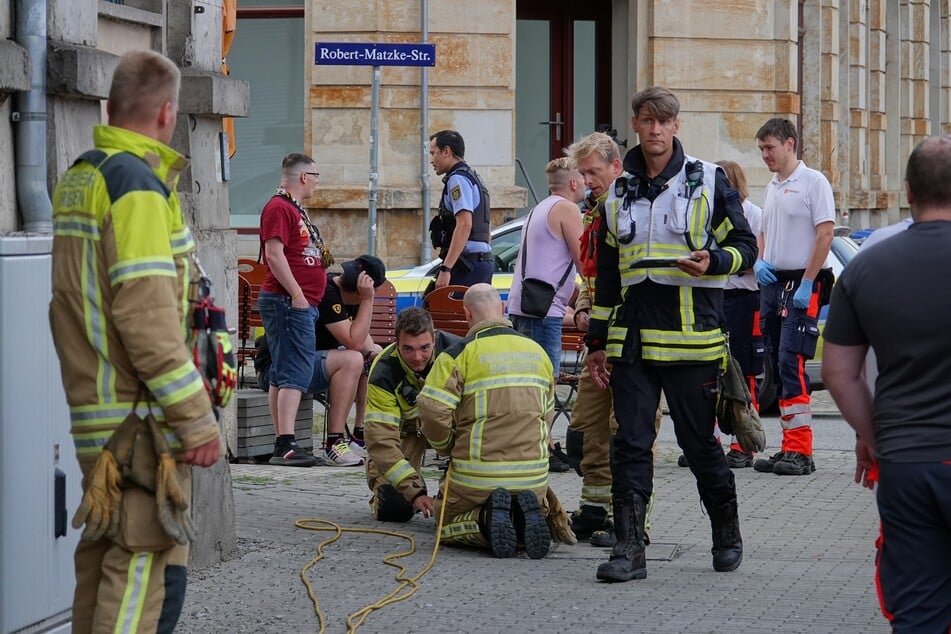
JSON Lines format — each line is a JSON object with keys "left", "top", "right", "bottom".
{"left": 388, "top": 217, "right": 859, "bottom": 410}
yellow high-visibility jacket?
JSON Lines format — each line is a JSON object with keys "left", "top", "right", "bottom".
{"left": 50, "top": 125, "right": 219, "bottom": 469}
{"left": 418, "top": 318, "right": 553, "bottom": 501}
{"left": 364, "top": 330, "right": 461, "bottom": 502}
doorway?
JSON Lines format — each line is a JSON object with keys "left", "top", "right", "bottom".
{"left": 515, "top": 0, "right": 613, "bottom": 211}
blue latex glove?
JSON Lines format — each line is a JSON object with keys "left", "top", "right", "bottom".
{"left": 792, "top": 278, "right": 814, "bottom": 309}
{"left": 753, "top": 259, "right": 777, "bottom": 286}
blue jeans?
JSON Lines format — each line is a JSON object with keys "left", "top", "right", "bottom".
{"left": 511, "top": 315, "right": 563, "bottom": 376}
{"left": 258, "top": 349, "right": 330, "bottom": 394}
{"left": 258, "top": 291, "right": 318, "bottom": 392}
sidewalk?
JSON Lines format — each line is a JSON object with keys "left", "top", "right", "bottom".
{"left": 179, "top": 416, "right": 886, "bottom": 634}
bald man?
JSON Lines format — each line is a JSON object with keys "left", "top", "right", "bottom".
{"left": 419, "top": 284, "right": 574, "bottom": 558}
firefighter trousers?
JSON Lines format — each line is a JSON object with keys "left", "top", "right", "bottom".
{"left": 71, "top": 460, "right": 191, "bottom": 634}
{"left": 610, "top": 359, "right": 736, "bottom": 505}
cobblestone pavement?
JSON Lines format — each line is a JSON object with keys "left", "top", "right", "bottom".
{"left": 179, "top": 407, "right": 886, "bottom": 634}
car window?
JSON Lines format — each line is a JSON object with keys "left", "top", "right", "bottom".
{"left": 492, "top": 225, "right": 523, "bottom": 272}
{"left": 830, "top": 236, "right": 859, "bottom": 277}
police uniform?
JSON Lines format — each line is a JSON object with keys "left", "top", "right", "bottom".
{"left": 433, "top": 162, "right": 493, "bottom": 286}
{"left": 363, "top": 331, "right": 461, "bottom": 521}
{"left": 588, "top": 138, "right": 756, "bottom": 577}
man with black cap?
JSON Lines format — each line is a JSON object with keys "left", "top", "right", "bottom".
{"left": 257, "top": 254, "right": 387, "bottom": 466}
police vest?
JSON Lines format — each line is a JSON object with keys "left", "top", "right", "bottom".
{"left": 432, "top": 162, "right": 491, "bottom": 250}
{"left": 604, "top": 155, "right": 728, "bottom": 289}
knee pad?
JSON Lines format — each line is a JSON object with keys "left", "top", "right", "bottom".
{"left": 565, "top": 428, "right": 584, "bottom": 476}
{"left": 374, "top": 484, "right": 415, "bottom": 523}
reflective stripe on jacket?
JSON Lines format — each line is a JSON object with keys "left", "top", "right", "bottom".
{"left": 50, "top": 125, "right": 218, "bottom": 465}
{"left": 364, "top": 330, "right": 461, "bottom": 502}
{"left": 418, "top": 318, "right": 553, "bottom": 493}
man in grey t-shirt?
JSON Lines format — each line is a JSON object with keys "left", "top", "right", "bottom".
{"left": 821, "top": 135, "right": 951, "bottom": 632}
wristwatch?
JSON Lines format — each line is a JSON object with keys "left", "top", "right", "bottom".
{"left": 438, "top": 265, "right": 451, "bottom": 273}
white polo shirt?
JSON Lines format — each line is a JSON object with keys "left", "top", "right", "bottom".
{"left": 760, "top": 160, "right": 836, "bottom": 270}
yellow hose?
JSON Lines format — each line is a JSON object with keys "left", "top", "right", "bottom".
{"left": 295, "top": 464, "right": 453, "bottom": 633}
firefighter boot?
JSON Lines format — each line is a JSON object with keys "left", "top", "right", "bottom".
{"left": 708, "top": 496, "right": 743, "bottom": 572}
{"left": 595, "top": 493, "right": 647, "bottom": 582}
{"left": 512, "top": 490, "right": 551, "bottom": 559}
{"left": 565, "top": 427, "right": 584, "bottom": 476}
{"left": 479, "top": 488, "right": 516, "bottom": 558}
{"left": 571, "top": 504, "right": 608, "bottom": 541}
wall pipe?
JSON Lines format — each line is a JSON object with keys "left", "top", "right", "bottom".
{"left": 13, "top": 0, "right": 53, "bottom": 234}
{"left": 419, "top": 0, "right": 431, "bottom": 263}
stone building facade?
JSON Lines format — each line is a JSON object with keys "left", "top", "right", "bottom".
{"left": 0, "top": 0, "right": 248, "bottom": 576}
{"left": 266, "top": 0, "right": 947, "bottom": 265}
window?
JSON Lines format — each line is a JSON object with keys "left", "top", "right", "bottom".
{"left": 229, "top": 2, "right": 305, "bottom": 228}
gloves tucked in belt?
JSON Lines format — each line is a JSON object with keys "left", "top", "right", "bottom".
{"left": 792, "top": 278, "right": 814, "bottom": 309}
{"left": 72, "top": 448, "right": 122, "bottom": 541}
{"left": 753, "top": 259, "right": 777, "bottom": 285}
{"left": 146, "top": 413, "right": 196, "bottom": 545}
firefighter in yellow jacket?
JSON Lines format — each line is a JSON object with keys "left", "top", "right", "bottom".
{"left": 587, "top": 87, "right": 756, "bottom": 582}
{"left": 49, "top": 51, "right": 222, "bottom": 633}
{"left": 364, "top": 307, "right": 461, "bottom": 521}
{"left": 418, "top": 284, "right": 567, "bottom": 559}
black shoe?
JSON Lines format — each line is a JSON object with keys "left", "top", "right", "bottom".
{"left": 374, "top": 484, "right": 415, "bottom": 522}
{"left": 549, "top": 443, "right": 572, "bottom": 473}
{"left": 596, "top": 493, "right": 647, "bottom": 582}
{"left": 707, "top": 497, "right": 743, "bottom": 572}
{"left": 269, "top": 442, "right": 318, "bottom": 467}
{"left": 589, "top": 523, "right": 617, "bottom": 548}
{"left": 677, "top": 454, "right": 689, "bottom": 468}
{"left": 753, "top": 450, "right": 783, "bottom": 473}
{"left": 571, "top": 505, "right": 608, "bottom": 541}
{"left": 726, "top": 449, "right": 754, "bottom": 469}
{"left": 772, "top": 451, "right": 816, "bottom": 476}
{"left": 513, "top": 491, "right": 551, "bottom": 560}
{"left": 484, "top": 488, "right": 517, "bottom": 558}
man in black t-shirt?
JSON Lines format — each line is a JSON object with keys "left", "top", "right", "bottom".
{"left": 822, "top": 136, "right": 951, "bottom": 632}
{"left": 257, "top": 255, "right": 386, "bottom": 466}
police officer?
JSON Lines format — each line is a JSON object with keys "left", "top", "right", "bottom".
{"left": 428, "top": 130, "right": 493, "bottom": 288}
{"left": 586, "top": 87, "right": 756, "bottom": 582}
{"left": 363, "top": 308, "right": 461, "bottom": 521}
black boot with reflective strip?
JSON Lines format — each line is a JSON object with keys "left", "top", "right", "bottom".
{"left": 479, "top": 488, "right": 516, "bottom": 558}
{"left": 707, "top": 496, "right": 743, "bottom": 572}
{"left": 596, "top": 493, "right": 647, "bottom": 582}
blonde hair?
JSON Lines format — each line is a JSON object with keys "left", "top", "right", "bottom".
{"left": 545, "top": 157, "right": 577, "bottom": 174}
{"left": 715, "top": 160, "right": 749, "bottom": 201}
{"left": 567, "top": 132, "right": 620, "bottom": 165}
{"left": 107, "top": 50, "right": 181, "bottom": 125}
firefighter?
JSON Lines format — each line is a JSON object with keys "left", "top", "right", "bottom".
{"left": 587, "top": 87, "right": 756, "bottom": 581}
{"left": 49, "top": 51, "right": 222, "bottom": 632}
{"left": 363, "top": 308, "right": 461, "bottom": 521}
{"left": 418, "top": 284, "right": 574, "bottom": 558}
{"left": 566, "top": 133, "right": 663, "bottom": 547}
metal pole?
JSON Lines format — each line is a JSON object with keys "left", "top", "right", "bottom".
{"left": 368, "top": 65, "right": 380, "bottom": 256}
{"left": 420, "top": 0, "right": 431, "bottom": 263}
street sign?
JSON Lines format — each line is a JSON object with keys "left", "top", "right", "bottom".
{"left": 315, "top": 42, "right": 436, "bottom": 67}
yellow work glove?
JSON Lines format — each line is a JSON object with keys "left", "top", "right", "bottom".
{"left": 146, "top": 414, "right": 195, "bottom": 545}
{"left": 72, "top": 449, "right": 122, "bottom": 541}
{"left": 545, "top": 487, "right": 577, "bottom": 545}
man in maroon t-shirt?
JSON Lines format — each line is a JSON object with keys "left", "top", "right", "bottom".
{"left": 258, "top": 153, "right": 332, "bottom": 467}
